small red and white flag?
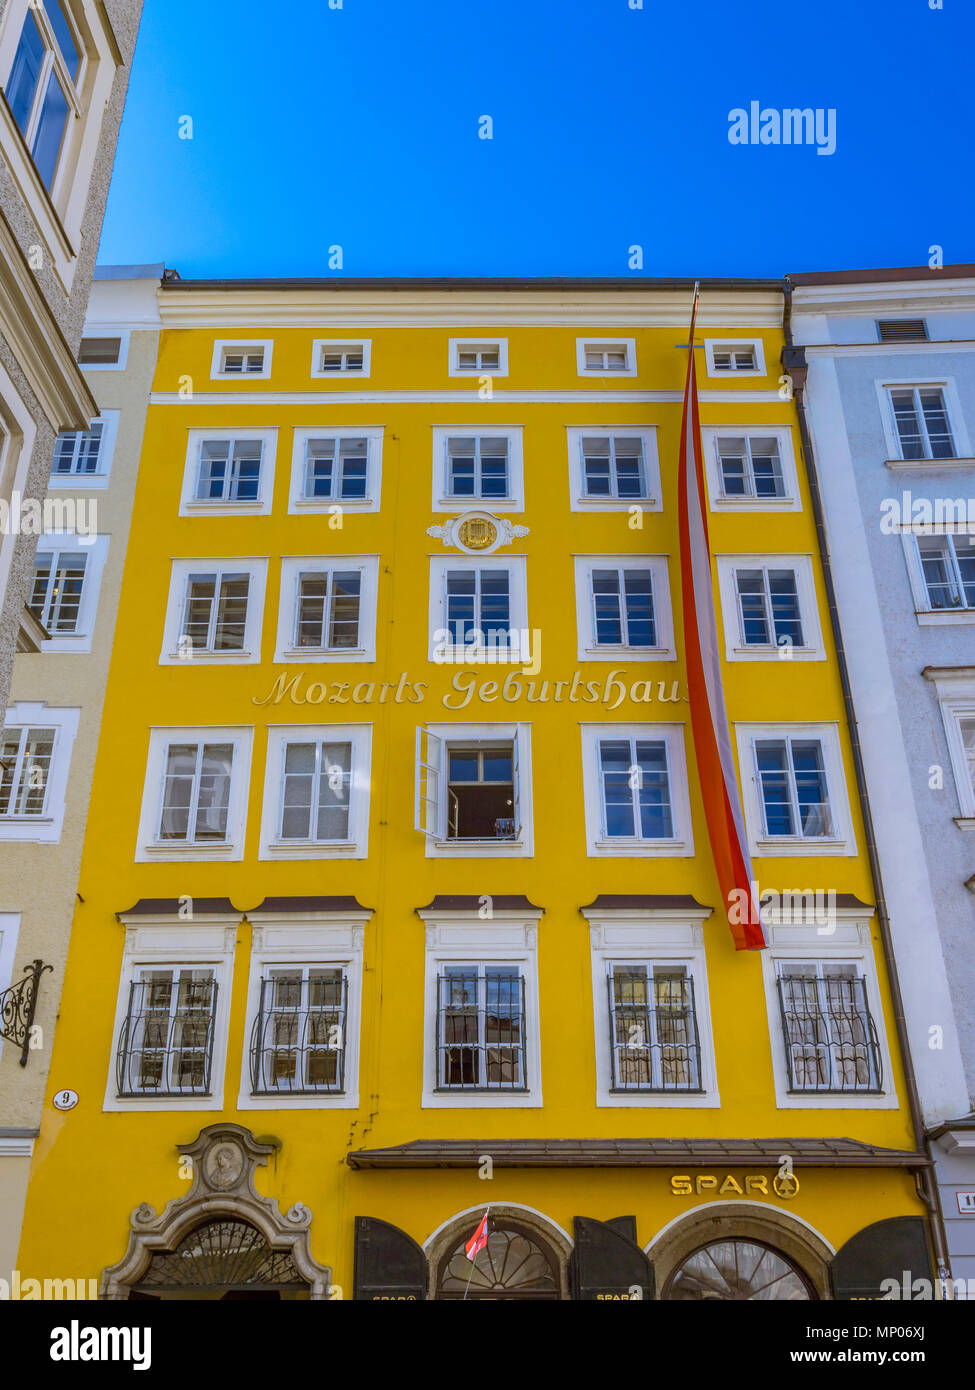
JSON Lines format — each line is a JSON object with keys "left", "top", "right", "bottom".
{"left": 677, "top": 285, "right": 767, "bottom": 951}
{"left": 465, "top": 1211, "right": 489, "bottom": 1261}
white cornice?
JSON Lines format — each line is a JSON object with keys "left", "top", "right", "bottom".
{"left": 802, "top": 341, "right": 975, "bottom": 359}
{"left": 793, "top": 279, "right": 975, "bottom": 316}
{"left": 148, "top": 388, "right": 786, "bottom": 406}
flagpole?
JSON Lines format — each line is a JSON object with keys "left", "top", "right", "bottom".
{"left": 462, "top": 1207, "right": 489, "bottom": 1301}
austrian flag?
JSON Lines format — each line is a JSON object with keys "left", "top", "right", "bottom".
{"left": 676, "top": 286, "right": 767, "bottom": 951}
{"left": 465, "top": 1211, "right": 490, "bottom": 1261}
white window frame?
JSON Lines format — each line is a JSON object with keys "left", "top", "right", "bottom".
{"left": 901, "top": 531, "right": 975, "bottom": 626}
{"left": 573, "top": 555, "right": 675, "bottom": 661}
{"left": 135, "top": 726, "right": 254, "bottom": 863}
{"left": 288, "top": 427, "right": 383, "bottom": 514}
{"left": 575, "top": 338, "right": 637, "bottom": 377}
{"left": 580, "top": 723, "right": 694, "bottom": 857}
{"left": 924, "top": 669, "right": 975, "bottom": 823}
{"left": 160, "top": 558, "right": 267, "bottom": 665}
{"left": 704, "top": 338, "right": 767, "bottom": 377}
{"left": 275, "top": 555, "right": 379, "bottom": 663}
{"left": 415, "top": 721, "right": 534, "bottom": 857}
{"left": 447, "top": 338, "right": 508, "bottom": 378}
{"left": 0, "top": 701, "right": 79, "bottom": 843}
{"left": 210, "top": 339, "right": 273, "bottom": 380}
{"left": 431, "top": 425, "right": 524, "bottom": 512}
{"left": 311, "top": 339, "right": 372, "bottom": 379}
{"left": 78, "top": 329, "right": 130, "bottom": 371}
{"left": 418, "top": 906, "right": 543, "bottom": 1108}
{"left": 179, "top": 429, "right": 277, "bottom": 517}
{"left": 48, "top": 409, "right": 119, "bottom": 490}
{"left": 429, "top": 554, "right": 528, "bottom": 663}
{"left": 876, "top": 377, "right": 970, "bottom": 464}
{"left": 583, "top": 903, "right": 718, "bottom": 1108}
{"left": 701, "top": 425, "right": 801, "bottom": 513}
{"left": 735, "top": 721, "right": 855, "bottom": 857}
{"left": 30, "top": 530, "right": 108, "bottom": 653}
{"left": 0, "top": 912, "right": 21, "bottom": 1060}
{"left": 566, "top": 427, "right": 662, "bottom": 513}
{"left": 258, "top": 723, "right": 372, "bottom": 860}
{"left": 715, "top": 554, "right": 825, "bottom": 662}
{"left": 104, "top": 911, "right": 239, "bottom": 1113}
{"left": 759, "top": 907, "right": 897, "bottom": 1110}
{"left": 238, "top": 909, "right": 370, "bottom": 1110}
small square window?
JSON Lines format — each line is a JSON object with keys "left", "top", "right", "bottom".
{"left": 211, "top": 340, "right": 272, "bottom": 380}
{"left": 576, "top": 339, "right": 636, "bottom": 376}
{"left": 448, "top": 339, "right": 508, "bottom": 377}
{"left": 78, "top": 337, "right": 120, "bottom": 366}
{"left": 705, "top": 340, "right": 765, "bottom": 376}
{"left": 312, "top": 340, "right": 371, "bottom": 378}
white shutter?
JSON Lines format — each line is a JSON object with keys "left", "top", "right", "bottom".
{"left": 415, "top": 726, "right": 443, "bottom": 838}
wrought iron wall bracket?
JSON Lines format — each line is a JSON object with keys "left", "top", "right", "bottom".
{"left": 0, "top": 960, "right": 52, "bottom": 1066}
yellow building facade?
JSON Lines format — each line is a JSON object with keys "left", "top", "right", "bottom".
{"left": 16, "top": 279, "right": 935, "bottom": 1301}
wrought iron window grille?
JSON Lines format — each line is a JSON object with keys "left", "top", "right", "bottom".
{"left": 249, "top": 973, "right": 348, "bottom": 1095}
{"left": 116, "top": 975, "right": 217, "bottom": 1097}
{"left": 0, "top": 959, "right": 51, "bottom": 1066}
{"left": 777, "top": 973, "right": 883, "bottom": 1094}
{"left": 608, "top": 971, "right": 703, "bottom": 1093}
{"left": 436, "top": 968, "right": 527, "bottom": 1092}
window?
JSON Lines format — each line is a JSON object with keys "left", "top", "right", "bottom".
{"left": 161, "top": 560, "right": 266, "bottom": 664}
{"left": 576, "top": 339, "right": 636, "bottom": 376}
{"left": 0, "top": 725, "right": 55, "bottom": 816}
{"left": 738, "top": 724, "right": 852, "bottom": 856}
{"left": 437, "top": 965, "right": 525, "bottom": 1091}
{"left": 432, "top": 426, "right": 524, "bottom": 511}
{"left": 702, "top": 427, "right": 800, "bottom": 511}
{"left": 448, "top": 339, "right": 508, "bottom": 377}
{"left": 574, "top": 556, "right": 675, "bottom": 659}
{"left": 289, "top": 428, "right": 382, "bottom": 512}
{"left": 0, "top": 702, "right": 78, "bottom": 842}
{"left": 716, "top": 556, "right": 823, "bottom": 661}
{"left": 275, "top": 557, "right": 379, "bottom": 662}
{"left": 78, "top": 336, "right": 121, "bottom": 366}
{"left": 116, "top": 968, "right": 218, "bottom": 1097}
{"left": 704, "top": 339, "right": 766, "bottom": 376}
{"left": 776, "top": 963, "right": 882, "bottom": 1094}
{"left": 877, "top": 319, "right": 928, "bottom": 343}
{"left": 420, "top": 903, "right": 542, "bottom": 1107}
{"left": 259, "top": 724, "right": 371, "bottom": 859}
{"left": 137, "top": 727, "right": 253, "bottom": 861}
{"left": 311, "top": 340, "right": 371, "bottom": 378}
{"left": 566, "top": 429, "right": 661, "bottom": 510}
{"left": 210, "top": 340, "right": 272, "bottom": 380}
{"left": 181, "top": 431, "right": 276, "bottom": 515}
{"left": 607, "top": 964, "right": 702, "bottom": 1093}
{"left": 52, "top": 422, "right": 101, "bottom": 475}
{"left": 888, "top": 386, "right": 955, "bottom": 460}
{"left": 580, "top": 724, "right": 692, "bottom": 856}
{"left": 250, "top": 968, "right": 348, "bottom": 1094}
{"left": 29, "top": 547, "right": 86, "bottom": 632}
{"left": 925, "top": 669, "right": 975, "bottom": 821}
{"left": 415, "top": 723, "right": 533, "bottom": 855}
{"left": 915, "top": 534, "right": 975, "bottom": 610}
{"left": 5, "top": 0, "right": 82, "bottom": 190}
{"left": 429, "top": 556, "right": 528, "bottom": 662}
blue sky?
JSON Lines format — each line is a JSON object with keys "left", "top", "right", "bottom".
{"left": 98, "top": 0, "right": 973, "bottom": 279}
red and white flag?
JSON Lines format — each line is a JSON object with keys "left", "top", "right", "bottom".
{"left": 465, "top": 1211, "right": 489, "bottom": 1261}
{"left": 676, "top": 286, "right": 767, "bottom": 951}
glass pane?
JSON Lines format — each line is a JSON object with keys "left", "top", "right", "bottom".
{"left": 790, "top": 739, "right": 831, "bottom": 836}
{"left": 768, "top": 569, "right": 803, "bottom": 645}
{"left": 42, "top": 0, "right": 80, "bottom": 78}
{"left": 622, "top": 568, "right": 655, "bottom": 645}
{"left": 194, "top": 744, "right": 232, "bottom": 839}
{"left": 635, "top": 740, "right": 672, "bottom": 838}
{"left": 755, "top": 740, "right": 794, "bottom": 835}
{"left": 953, "top": 535, "right": 975, "bottom": 606}
{"left": 890, "top": 389, "right": 925, "bottom": 460}
{"left": 592, "top": 569, "right": 623, "bottom": 645}
{"left": 600, "top": 739, "right": 636, "bottom": 836}
{"left": 736, "top": 569, "right": 771, "bottom": 644}
{"left": 281, "top": 742, "right": 315, "bottom": 838}
{"left": 8, "top": 11, "right": 45, "bottom": 134}
{"left": 32, "top": 72, "right": 70, "bottom": 190}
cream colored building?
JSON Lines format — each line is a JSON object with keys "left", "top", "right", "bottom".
{"left": 0, "top": 267, "right": 160, "bottom": 1274}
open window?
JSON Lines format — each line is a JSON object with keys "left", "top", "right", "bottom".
{"left": 415, "top": 725, "right": 531, "bottom": 855}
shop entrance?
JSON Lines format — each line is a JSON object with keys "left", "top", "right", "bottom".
{"left": 436, "top": 1219, "right": 562, "bottom": 1300}
{"left": 661, "top": 1238, "right": 816, "bottom": 1300}
{"left": 128, "top": 1218, "right": 311, "bottom": 1301}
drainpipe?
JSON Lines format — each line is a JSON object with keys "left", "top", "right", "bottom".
{"left": 781, "top": 281, "right": 952, "bottom": 1291}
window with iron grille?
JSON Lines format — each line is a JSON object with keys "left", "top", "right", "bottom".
{"left": 598, "top": 737, "right": 674, "bottom": 840}
{"left": 580, "top": 435, "right": 648, "bottom": 499}
{"left": 716, "top": 436, "right": 785, "bottom": 498}
{"left": 195, "top": 439, "right": 263, "bottom": 502}
{"left": 51, "top": 422, "right": 103, "bottom": 476}
{"left": 888, "top": 386, "right": 955, "bottom": 460}
{"left": 590, "top": 566, "right": 656, "bottom": 648}
{"left": 444, "top": 436, "right": 509, "bottom": 500}
{"left": 303, "top": 437, "right": 369, "bottom": 500}
{"left": 734, "top": 566, "right": 804, "bottom": 648}
{"left": 754, "top": 737, "right": 834, "bottom": 838}
{"left": 436, "top": 965, "right": 525, "bottom": 1090}
{"left": 250, "top": 968, "right": 347, "bottom": 1094}
{"left": 295, "top": 569, "right": 361, "bottom": 649}
{"left": 915, "top": 534, "right": 975, "bottom": 609}
{"left": 6, "top": 0, "right": 82, "bottom": 190}
{"left": 116, "top": 969, "right": 217, "bottom": 1096}
{"left": 278, "top": 739, "right": 352, "bottom": 842}
{"left": 30, "top": 550, "right": 87, "bottom": 633}
{"left": 777, "top": 964, "right": 882, "bottom": 1093}
{"left": 608, "top": 965, "right": 702, "bottom": 1092}
{"left": 181, "top": 571, "right": 250, "bottom": 652}
{"left": 158, "top": 742, "right": 234, "bottom": 843}
{"left": 219, "top": 346, "right": 265, "bottom": 374}
{"left": 0, "top": 726, "right": 55, "bottom": 816}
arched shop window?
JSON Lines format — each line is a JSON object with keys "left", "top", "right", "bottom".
{"left": 437, "top": 1221, "right": 561, "bottom": 1300}
{"left": 662, "top": 1238, "right": 816, "bottom": 1301}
